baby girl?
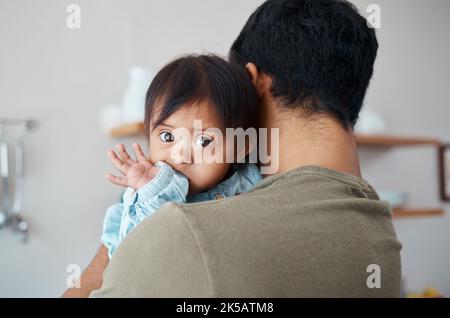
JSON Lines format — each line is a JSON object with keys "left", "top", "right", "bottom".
{"left": 101, "top": 54, "right": 262, "bottom": 258}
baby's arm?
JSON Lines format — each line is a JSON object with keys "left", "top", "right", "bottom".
{"left": 102, "top": 143, "right": 188, "bottom": 258}
{"left": 105, "top": 143, "right": 189, "bottom": 207}
{"left": 100, "top": 202, "right": 125, "bottom": 258}
{"left": 120, "top": 160, "right": 189, "bottom": 225}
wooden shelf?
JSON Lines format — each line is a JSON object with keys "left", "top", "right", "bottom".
{"left": 357, "top": 134, "right": 446, "bottom": 220}
{"left": 392, "top": 208, "right": 444, "bottom": 219}
{"left": 110, "top": 122, "right": 145, "bottom": 138}
{"left": 356, "top": 134, "right": 442, "bottom": 147}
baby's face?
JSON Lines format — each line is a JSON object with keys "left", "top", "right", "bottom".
{"left": 147, "top": 101, "right": 231, "bottom": 195}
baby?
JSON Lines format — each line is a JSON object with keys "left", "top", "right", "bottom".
{"left": 101, "top": 54, "right": 262, "bottom": 258}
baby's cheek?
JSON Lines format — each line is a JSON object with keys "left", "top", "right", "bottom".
{"left": 148, "top": 149, "right": 165, "bottom": 165}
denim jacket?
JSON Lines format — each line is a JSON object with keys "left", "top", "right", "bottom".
{"left": 101, "top": 161, "right": 262, "bottom": 258}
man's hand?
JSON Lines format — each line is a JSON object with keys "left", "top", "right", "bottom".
{"left": 106, "top": 143, "right": 159, "bottom": 190}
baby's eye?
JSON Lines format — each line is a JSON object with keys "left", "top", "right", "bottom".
{"left": 159, "top": 131, "right": 174, "bottom": 143}
{"left": 195, "top": 136, "right": 213, "bottom": 148}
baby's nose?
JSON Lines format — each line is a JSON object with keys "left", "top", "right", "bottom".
{"left": 168, "top": 156, "right": 191, "bottom": 176}
{"left": 169, "top": 143, "right": 192, "bottom": 165}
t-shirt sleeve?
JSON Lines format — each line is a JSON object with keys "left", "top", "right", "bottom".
{"left": 90, "top": 202, "right": 212, "bottom": 298}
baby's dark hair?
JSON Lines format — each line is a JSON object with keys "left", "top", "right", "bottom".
{"left": 144, "top": 54, "right": 260, "bottom": 138}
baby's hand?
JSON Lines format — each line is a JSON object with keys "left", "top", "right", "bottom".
{"left": 106, "top": 143, "right": 159, "bottom": 190}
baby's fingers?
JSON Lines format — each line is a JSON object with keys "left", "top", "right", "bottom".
{"left": 116, "top": 144, "right": 136, "bottom": 165}
{"left": 105, "top": 173, "right": 128, "bottom": 187}
{"left": 133, "top": 143, "right": 148, "bottom": 163}
{"left": 107, "top": 149, "right": 130, "bottom": 174}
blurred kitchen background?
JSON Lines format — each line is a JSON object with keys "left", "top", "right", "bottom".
{"left": 0, "top": 0, "right": 449, "bottom": 297}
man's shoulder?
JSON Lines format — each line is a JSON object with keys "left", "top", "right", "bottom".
{"left": 91, "top": 201, "right": 213, "bottom": 297}
{"left": 153, "top": 165, "right": 391, "bottom": 234}
{"left": 93, "top": 167, "right": 402, "bottom": 297}
{"left": 174, "top": 190, "right": 270, "bottom": 231}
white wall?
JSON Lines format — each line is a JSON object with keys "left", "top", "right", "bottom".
{"left": 356, "top": 0, "right": 450, "bottom": 296}
{"left": 0, "top": 0, "right": 448, "bottom": 297}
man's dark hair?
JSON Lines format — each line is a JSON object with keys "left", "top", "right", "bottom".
{"left": 229, "top": 0, "right": 378, "bottom": 128}
{"left": 144, "top": 54, "right": 259, "bottom": 137}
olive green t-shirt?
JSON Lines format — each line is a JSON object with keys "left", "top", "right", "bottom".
{"left": 91, "top": 165, "right": 402, "bottom": 298}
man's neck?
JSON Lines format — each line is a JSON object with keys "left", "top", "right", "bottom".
{"left": 265, "top": 111, "right": 362, "bottom": 178}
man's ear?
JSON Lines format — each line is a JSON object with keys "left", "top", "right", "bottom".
{"left": 245, "top": 63, "right": 272, "bottom": 98}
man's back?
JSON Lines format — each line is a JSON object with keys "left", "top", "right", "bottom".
{"left": 91, "top": 166, "right": 402, "bottom": 297}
